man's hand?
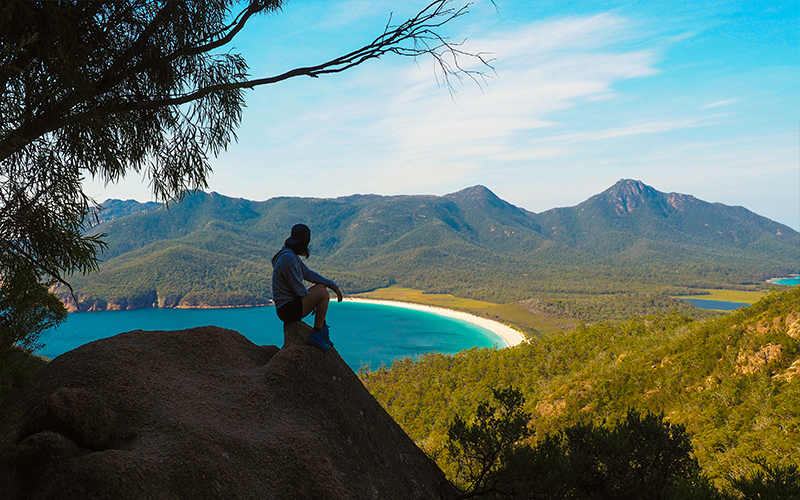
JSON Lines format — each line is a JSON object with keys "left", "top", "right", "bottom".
{"left": 332, "top": 285, "right": 343, "bottom": 302}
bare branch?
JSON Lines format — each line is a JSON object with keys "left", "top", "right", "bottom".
{"left": 59, "top": 1, "right": 494, "bottom": 123}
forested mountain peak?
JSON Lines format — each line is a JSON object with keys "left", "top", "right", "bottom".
{"left": 533, "top": 179, "right": 798, "bottom": 252}
{"left": 443, "top": 185, "right": 539, "bottom": 234}
{"left": 444, "top": 184, "right": 500, "bottom": 204}
{"left": 580, "top": 178, "right": 705, "bottom": 218}
{"left": 64, "top": 183, "right": 798, "bottom": 311}
{"left": 600, "top": 178, "right": 668, "bottom": 215}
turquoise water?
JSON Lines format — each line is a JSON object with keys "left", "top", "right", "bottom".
{"left": 36, "top": 302, "right": 503, "bottom": 370}
{"left": 771, "top": 275, "right": 800, "bottom": 286}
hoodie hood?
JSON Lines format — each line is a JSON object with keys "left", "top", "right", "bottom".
{"left": 271, "top": 246, "right": 294, "bottom": 267}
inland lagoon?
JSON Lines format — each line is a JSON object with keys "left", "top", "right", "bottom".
{"left": 680, "top": 298, "right": 751, "bottom": 311}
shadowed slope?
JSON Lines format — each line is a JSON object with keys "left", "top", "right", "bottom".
{"left": 1, "top": 323, "right": 456, "bottom": 500}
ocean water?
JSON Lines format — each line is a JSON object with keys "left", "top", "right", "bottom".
{"left": 771, "top": 275, "right": 800, "bottom": 286}
{"left": 36, "top": 302, "right": 503, "bottom": 371}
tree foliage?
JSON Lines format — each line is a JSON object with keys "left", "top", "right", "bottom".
{"left": 445, "top": 386, "right": 531, "bottom": 497}
{"left": 0, "top": 0, "right": 488, "bottom": 358}
{"left": 0, "top": 264, "right": 65, "bottom": 354}
{"left": 505, "top": 409, "right": 719, "bottom": 500}
{"left": 728, "top": 459, "right": 800, "bottom": 500}
{"left": 363, "top": 287, "right": 800, "bottom": 491}
{"left": 445, "top": 399, "right": 720, "bottom": 500}
{"left": 0, "top": 262, "right": 64, "bottom": 406}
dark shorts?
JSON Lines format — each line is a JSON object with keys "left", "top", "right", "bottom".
{"left": 276, "top": 297, "right": 304, "bottom": 322}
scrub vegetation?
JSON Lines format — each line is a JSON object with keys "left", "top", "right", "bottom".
{"left": 361, "top": 286, "right": 800, "bottom": 496}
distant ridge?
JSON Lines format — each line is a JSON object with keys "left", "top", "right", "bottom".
{"left": 62, "top": 180, "right": 799, "bottom": 311}
{"left": 89, "top": 199, "right": 162, "bottom": 226}
{"left": 536, "top": 179, "right": 794, "bottom": 253}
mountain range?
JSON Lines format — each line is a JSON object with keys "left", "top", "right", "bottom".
{"left": 63, "top": 179, "right": 799, "bottom": 311}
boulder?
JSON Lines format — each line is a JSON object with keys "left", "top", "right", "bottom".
{"left": 1, "top": 323, "right": 456, "bottom": 500}
{"left": 15, "top": 430, "right": 82, "bottom": 483}
{"left": 17, "top": 387, "right": 116, "bottom": 449}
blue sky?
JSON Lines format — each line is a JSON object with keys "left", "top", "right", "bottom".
{"left": 84, "top": 0, "right": 800, "bottom": 230}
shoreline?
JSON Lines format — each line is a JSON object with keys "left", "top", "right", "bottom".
{"left": 767, "top": 274, "right": 800, "bottom": 286}
{"left": 344, "top": 298, "right": 526, "bottom": 348}
{"left": 62, "top": 297, "right": 528, "bottom": 347}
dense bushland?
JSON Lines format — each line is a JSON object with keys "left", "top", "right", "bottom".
{"left": 361, "top": 287, "right": 800, "bottom": 491}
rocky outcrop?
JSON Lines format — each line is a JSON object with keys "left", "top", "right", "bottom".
{"left": 1, "top": 323, "right": 456, "bottom": 499}
{"left": 736, "top": 343, "right": 783, "bottom": 375}
{"left": 746, "top": 312, "right": 800, "bottom": 337}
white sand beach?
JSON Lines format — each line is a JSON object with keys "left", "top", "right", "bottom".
{"left": 344, "top": 298, "right": 526, "bottom": 347}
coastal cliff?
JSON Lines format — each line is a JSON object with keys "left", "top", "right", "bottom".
{"left": 63, "top": 291, "right": 273, "bottom": 312}
{"left": 0, "top": 323, "right": 456, "bottom": 499}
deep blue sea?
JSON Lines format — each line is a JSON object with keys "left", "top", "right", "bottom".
{"left": 36, "top": 302, "right": 503, "bottom": 371}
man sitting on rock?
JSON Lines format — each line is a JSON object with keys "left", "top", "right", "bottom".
{"left": 271, "top": 224, "right": 343, "bottom": 351}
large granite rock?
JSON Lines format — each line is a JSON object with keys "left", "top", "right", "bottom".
{"left": 1, "top": 322, "right": 456, "bottom": 499}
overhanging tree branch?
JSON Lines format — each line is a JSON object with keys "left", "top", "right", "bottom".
{"left": 2, "top": 0, "right": 492, "bottom": 156}
{"left": 0, "top": 0, "right": 492, "bottom": 337}
{"left": 172, "top": 0, "right": 275, "bottom": 60}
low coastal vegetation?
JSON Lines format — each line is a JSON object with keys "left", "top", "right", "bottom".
{"left": 353, "top": 286, "right": 578, "bottom": 336}
{"left": 355, "top": 285, "right": 718, "bottom": 336}
{"left": 360, "top": 286, "right": 800, "bottom": 495}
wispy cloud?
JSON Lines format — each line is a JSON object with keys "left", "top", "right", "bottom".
{"left": 357, "top": 14, "right": 664, "bottom": 186}
{"left": 213, "top": 13, "right": 673, "bottom": 197}
{"left": 533, "top": 115, "right": 729, "bottom": 145}
{"left": 700, "top": 98, "right": 742, "bottom": 109}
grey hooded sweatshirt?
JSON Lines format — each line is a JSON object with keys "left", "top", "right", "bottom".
{"left": 270, "top": 247, "right": 337, "bottom": 308}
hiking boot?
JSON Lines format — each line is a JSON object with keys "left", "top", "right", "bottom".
{"left": 306, "top": 330, "right": 331, "bottom": 352}
{"left": 321, "top": 323, "right": 333, "bottom": 347}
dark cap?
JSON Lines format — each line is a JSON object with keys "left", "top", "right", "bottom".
{"left": 285, "top": 223, "right": 311, "bottom": 246}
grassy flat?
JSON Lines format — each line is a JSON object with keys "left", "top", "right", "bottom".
{"left": 674, "top": 289, "right": 767, "bottom": 303}
{"left": 354, "top": 286, "right": 495, "bottom": 309}
{"left": 353, "top": 286, "right": 577, "bottom": 335}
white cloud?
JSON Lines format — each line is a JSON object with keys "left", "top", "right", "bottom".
{"left": 532, "top": 115, "right": 726, "bottom": 144}
{"left": 86, "top": 5, "right": 797, "bottom": 232}
{"left": 700, "top": 98, "right": 742, "bottom": 109}
{"left": 206, "top": 13, "right": 672, "bottom": 199}
{"left": 355, "top": 16, "right": 662, "bottom": 178}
